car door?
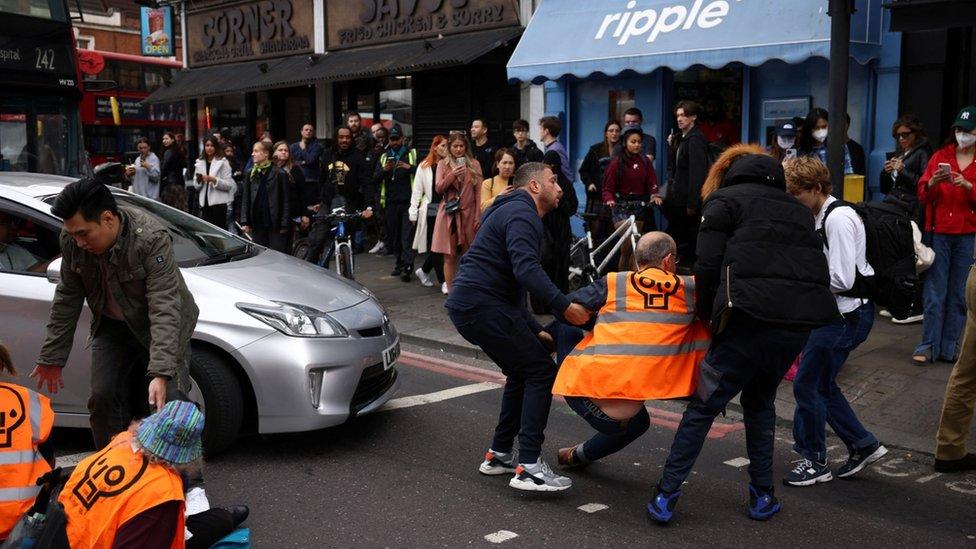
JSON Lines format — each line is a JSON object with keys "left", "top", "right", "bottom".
{"left": 0, "top": 197, "right": 91, "bottom": 423}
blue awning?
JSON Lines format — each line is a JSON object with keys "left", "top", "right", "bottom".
{"left": 507, "top": 0, "right": 884, "bottom": 83}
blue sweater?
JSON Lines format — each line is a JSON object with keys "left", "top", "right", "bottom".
{"left": 446, "top": 191, "right": 571, "bottom": 328}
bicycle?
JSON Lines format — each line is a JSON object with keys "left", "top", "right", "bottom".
{"left": 567, "top": 200, "right": 646, "bottom": 291}
{"left": 292, "top": 206, "right": 371, "bottom": 280}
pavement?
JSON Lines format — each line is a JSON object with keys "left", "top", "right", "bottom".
{"left": 353, "top": 250, "right": 975, "bottom": 456}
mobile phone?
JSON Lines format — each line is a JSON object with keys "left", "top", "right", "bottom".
{"left": 455, "top": 157, "right": 465, "bottom": 167}
{"left": 938, "top": 162, "right": 952, "bottom": 175}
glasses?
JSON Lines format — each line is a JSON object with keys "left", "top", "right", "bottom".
{"left": 894, "top": 131, "right": 914, "bottom": 139}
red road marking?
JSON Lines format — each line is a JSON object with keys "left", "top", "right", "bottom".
{"left": 400, "top": 351, "right": 745, "bottom": 439}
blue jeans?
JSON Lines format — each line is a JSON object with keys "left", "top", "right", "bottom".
{"left": 792, "top": 302, "right": 877, "bottom": 461}
{"left": 915, "top": 233, "right": 975, "bottom": 361}
{"left": 659, "top": 312, "right": 809, "bottom": 493}
{"left": 564, "top": 397, "right": 650, "bottom": 462}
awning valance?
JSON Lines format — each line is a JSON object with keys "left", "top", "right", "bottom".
{"left": 146, "top": 26, "right": 522, "bottom": 103}
{"left": 507, "top": 0, "right": 884, "bottom": 84}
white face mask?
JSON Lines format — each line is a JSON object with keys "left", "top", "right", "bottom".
{"left": 812, "top": 129, "right": 829, "bottom": 143}
{"left": 956, "top": 131, "right": 976, "bottom": 149}
{"left": 777, "top": 136, "right": 795, "bottom": 150}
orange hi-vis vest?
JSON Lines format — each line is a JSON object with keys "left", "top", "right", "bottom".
{"left": 0, "top": 382, "right": 53, "bottom": 540}
{"left": 553, "top": 268, "right": 710, "bottom": 400}
{"left": 60, "top": 430, "right": 185, "bottom": 549}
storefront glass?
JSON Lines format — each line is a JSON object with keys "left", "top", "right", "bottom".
{"left": 205, "top": 94, "right": 247, "bottom": 151}
{"left": 378, "top": 76, "right": 413, "bottom": 137}
{"left": 673, "top": 67, "right": 743, "bottom": 146}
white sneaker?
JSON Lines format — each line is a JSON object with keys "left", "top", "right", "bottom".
{"left": 415, "top": 268, "right": 434, "bottom": 287}
{"left": 892, "top": 314, "right": 923, "bottom": 325}
{"left": 184, "top": 486, "right": 211, "bottom": 515}
{"left": 509, "top": 459, "right": 572, "bottom": 491}
{"left": 441, "top": 282, "right": 449, "bottom": 295}
{"left": 879, "top": 309, "right": 892, "bottom": 318}
{"left": 479, "top": 449, "right": 516, "bottom": 475}
{"left": 368, "top": 241, "right": 385, "bottom": 254}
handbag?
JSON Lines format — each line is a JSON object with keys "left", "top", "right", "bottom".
{"left": 426, "top": 201, "right": 440, "bottom": 217}
{"left": 443, "top": 198, "right": 461, "bottom": 215}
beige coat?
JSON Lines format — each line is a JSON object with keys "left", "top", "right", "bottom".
{"left": 409, "top": 163, "right": 435, "bottom": 253}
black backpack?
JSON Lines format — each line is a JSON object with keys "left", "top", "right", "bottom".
{"left": 821, "top": 200, "right": 918, "bottom": 319}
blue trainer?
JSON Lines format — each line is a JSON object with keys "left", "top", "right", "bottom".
{"left": 647, "top": 485, "right": 681, "bottom": 524}
{"left": 747, "top": 485, "right": 781, "bottom": 521}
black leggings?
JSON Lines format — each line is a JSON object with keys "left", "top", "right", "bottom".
{"left": 420, "top": 214, "right": 445, "bottom": 282}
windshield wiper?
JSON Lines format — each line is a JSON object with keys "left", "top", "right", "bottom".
{"left": 193, "top": 244, "right": 253, "bottom": 267}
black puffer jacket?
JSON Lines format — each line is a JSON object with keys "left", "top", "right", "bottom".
{"left": 695, "top": 154, "right": 838, "bottom": 330}
{"left": 879, "top": 139, "right": 932, "bottom": 220}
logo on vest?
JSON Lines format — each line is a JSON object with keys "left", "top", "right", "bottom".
{"left": 0, "top": 386, "right": 26, "bottom": 449}
{"left": 631, "top": 272, "right": 682, "bottom": 309}
{"left": 71, "top": 447, "right": 149, "bottom": 511}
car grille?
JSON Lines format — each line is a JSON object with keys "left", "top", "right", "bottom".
{"left": 350, "top": 362, "right": 397, "bottom": 415}
{"left": 357, "top": 326, "right": 383, "bottom": 338}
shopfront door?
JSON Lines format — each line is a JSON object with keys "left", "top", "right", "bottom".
{"left": 670, "top": 67, "right": 743, "bottom": 147}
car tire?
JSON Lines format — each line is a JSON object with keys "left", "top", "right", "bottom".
{"left": 189, "top": 349, "right": 243, "bottom": 457}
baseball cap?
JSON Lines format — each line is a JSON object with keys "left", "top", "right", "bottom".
{"left": 774, "top": 121, "right": 797, "bottom": 138}
{"left": 389, "top": 125, "right": 403, "bottom": 139}
{"left": 621, "top": 123, "right": 643, "bottom": 140}
{"left": 953, "top": 106, "right": 976, "bottom": 132}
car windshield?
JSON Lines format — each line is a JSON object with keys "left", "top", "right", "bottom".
{"left": 43, "top": 191, "right": 255, "bottom": 267}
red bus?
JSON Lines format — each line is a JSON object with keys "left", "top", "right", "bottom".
{"left": 77, "top": 50, "right": 185, "bottom": 166}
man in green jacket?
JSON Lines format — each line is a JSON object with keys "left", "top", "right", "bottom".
{"left": 31, "top": 178, "right": 199, "bottom": 449}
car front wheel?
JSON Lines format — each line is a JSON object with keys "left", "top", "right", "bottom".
{"left": 189, "top": 348, "right": 244, "bottom": 457}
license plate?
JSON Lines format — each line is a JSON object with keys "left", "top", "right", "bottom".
{"left": 382, "top": 340, "right": 400, "bottom": 370}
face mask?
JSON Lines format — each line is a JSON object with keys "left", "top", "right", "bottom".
{"left": 956, "top": 131, "right": 976, "bottom": 149}
{"left": 777, "top": 136, "right": 795, "bottom": 150}
{"left": 812, "top": 129, "right": 828, "bottom": 143}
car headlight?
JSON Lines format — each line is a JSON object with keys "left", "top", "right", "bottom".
{"left": 236, "top": 302, "right": 348, "bottom": 338}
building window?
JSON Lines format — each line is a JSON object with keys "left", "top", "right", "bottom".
{"left": 76, "top": 35, "right": 94, "bottom": 50}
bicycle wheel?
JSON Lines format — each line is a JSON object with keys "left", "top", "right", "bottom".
{"left": 292, "top": 237, "right": 310, "bottom": 259}
{"left": 336, "top": 244, "right": 355, "bottom": 280}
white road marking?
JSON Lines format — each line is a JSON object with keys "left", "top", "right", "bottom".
{"left": 578, "top": 503, "right": 609, "bottom": 513}
{"left": 484, "top": 530, "right": 519, "bottom": 543}
{"left": 724, "top": 457, "right": 750, "bottom": 468}
{"left": 916, "top": 472, "right": 943, "bottom": 484}
{"left": 380, "top": 382, "right": 500, "bottom": 411}
{"left": 56, "top": 452, "right": 93, "bottom": 468}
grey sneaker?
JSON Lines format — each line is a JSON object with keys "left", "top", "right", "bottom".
{"left": 509, "top": 459, "right": 572, "bottom": 491}
{"left": 479, "top": 449, "right": 516, "bottom": 476}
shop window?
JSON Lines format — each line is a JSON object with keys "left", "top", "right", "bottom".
{"left": 673, "top": 67, "right": 743, "bottom": 147}
{"left": 609, "top": 90, "right": 635, "bottom": 123}
{"left": 378, "top": 76, "right": 413, "bottom": 138}
{"left": 355, "top": 92, "right": 377, "bottom": 128}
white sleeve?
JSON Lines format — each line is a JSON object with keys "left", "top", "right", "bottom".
{"left": 824, "top": 209, "right": 860, "bottom": 294}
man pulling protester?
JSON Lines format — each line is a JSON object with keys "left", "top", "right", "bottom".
{"left": 550, "top": 232, "right": 710, "bottom": 468}
{"left": 447, "top": 162, "right": 592, "bottom": 492}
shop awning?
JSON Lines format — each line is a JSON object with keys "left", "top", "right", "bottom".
{"left": 145, "top": 26, "right": 522, "bottom": 103}
{"left": 886, "top": 0, "right": 976, "bottom": 32}
{"left": 507, "top": 0, "right": 884, "bottom": 84}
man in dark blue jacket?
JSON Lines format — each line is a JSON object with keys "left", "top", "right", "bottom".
{"left": 447, "top": 162, "right": 592, "bottom": 492}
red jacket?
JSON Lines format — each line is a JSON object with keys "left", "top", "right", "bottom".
{"left": 917, "top": 144, "right": 976, "bottom": 234}
{"left": 603, "top": 153, "right": 658, "bottom": 203}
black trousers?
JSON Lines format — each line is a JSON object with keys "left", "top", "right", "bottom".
{"left": 200, "top": 204, "right": 227, "bottom": 229}
{"left": 664, "top": 204, "right": 700, "bottom": 270}
{"left": 186, "top": 508, "right": 236, "bottom": 549}
{"left": 420, "top": 214, "right": 444, "bottom": 282}
{"left": 450, "top": 307, "right": 557, "bottom": 464}
{"left": 384, "top": 202, "right": 416, "bottom": 269}
{"left": 250, "top": 226, "right": 290, "bottom": 254}
{"left": 659, "top": 312, "right": 809, "bottom": 492}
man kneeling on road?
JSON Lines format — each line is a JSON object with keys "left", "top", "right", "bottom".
{"left": 550, "top": 232, "right": 710, "bottom": 468}
{"left": 447, "top": 162, "right": 591, "bottom": 492}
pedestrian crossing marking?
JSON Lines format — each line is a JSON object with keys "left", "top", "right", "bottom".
{"left": 578, "top": 503, "right": 609, "bottom": 513}
{"left": 380, "top": 382, "right": 500, "bottom": 411}
{"left": 484, "top": 530, "right": 518, "bottom": 543}
{"left": 724, "top": 457, "right": 750, "bottom": 468}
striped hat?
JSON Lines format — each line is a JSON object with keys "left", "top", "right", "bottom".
{"left": 136, "top": 401, "right": 204, "bottom": 464}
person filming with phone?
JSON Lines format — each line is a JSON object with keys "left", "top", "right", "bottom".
{"left": 125, "top": 138, "right": 161, "bottom": 201}
{"left": 913, "top": 106, "right": 976, "bottom": 366}
{"left": 31, "top": 178, "right": 199, "bottom": 452}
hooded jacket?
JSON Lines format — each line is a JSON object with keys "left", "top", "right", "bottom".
{"left": 695, "top": 154, "right": 837, "bottom": 330}
{"left": 446, "top": 190, "right": 570, "bottom": 329}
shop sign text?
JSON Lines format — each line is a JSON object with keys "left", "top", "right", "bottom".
{"left": 596, "top": 0, "right": 737, "bottom": 46}
{"left": 188, "top": 0, "right": 313, "bottom": 68}
{"left": 327, "top": 0, "right": 518, "bottom": 49}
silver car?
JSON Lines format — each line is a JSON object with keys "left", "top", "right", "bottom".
{"left": 0, "top": 173, "right": 400, "bottom": 454}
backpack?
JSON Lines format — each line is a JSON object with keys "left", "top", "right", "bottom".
{"left": 1, "top": 467, "right": 72, "bottom": 549}
{"left": 821, "top": 200, "right": 918, "bottom": 319}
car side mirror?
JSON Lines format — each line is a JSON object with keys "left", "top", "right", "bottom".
{"left": 46, "top": 257, "right": 62, "bottom": 284}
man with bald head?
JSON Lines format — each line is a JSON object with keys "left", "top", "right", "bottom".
{"left": 551, "top": 231, "right": 710, "bottom": 467}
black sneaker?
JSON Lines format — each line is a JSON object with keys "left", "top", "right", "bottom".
{"left": 390, "top": 266, "right": 403, "bottom": 276}
{"left": 782, "top": 458, "right": 832, "bottom": 487}
{"left": 747, "top": 485, "right": 781, "bottom": 521}
{"left": 837, "top": 442, "right": 888, "bottom": 478}
{"left": 934, "top": 453, "right": 976, "bottom": 473}
{"left": 400, "top": 270, "right": 412, "bottom": 282}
